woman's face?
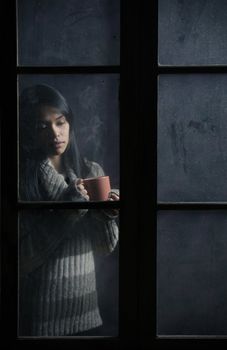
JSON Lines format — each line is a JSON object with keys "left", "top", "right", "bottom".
{"left": 36, "top": 105, "right": 70, "bottom": 157}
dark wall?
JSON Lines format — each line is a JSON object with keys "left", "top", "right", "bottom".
{"left": 17, "top": 0, "right": 120, "bottom": 66}
{"left": 157, "top": 210, "right": 227, "bottom": 335}
{"left": 158, "top": 0, "right": 227, "bottom": 65}
{"left": 158, "top": 74, "right": 227, "bottom": 202}
{"left": 19, "top": 74, "right": 120, "bottom": 189}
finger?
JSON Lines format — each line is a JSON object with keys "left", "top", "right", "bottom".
{"left": 77, "top": 187, "right": 88, "bottom": 196}
{"left": 77, "top": 184, "right": 86, "bottom": 191}
{"left": 109, "top": 193, "right": 119, "bottom": 200}
{"left": 81, "top": 189, "right": 88, "bottom": 196}
{"left": 76, "top": 178, "right": 83, "bottom": 185}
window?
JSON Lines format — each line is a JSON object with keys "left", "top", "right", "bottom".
{"left": 2, "top": 0, "right": 123, "bottom": 344}
{"left": 157, "top": 0, "right": 227, "bottom": 339}
{"left": 2, "top": 0, "right": 227, "bottom": 348}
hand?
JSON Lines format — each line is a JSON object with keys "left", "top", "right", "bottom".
{"left": 103, "top": 191, "right": 120, "bottom": 217}
{"left": 76, "top": 178, "right": 90, "bottom": 201}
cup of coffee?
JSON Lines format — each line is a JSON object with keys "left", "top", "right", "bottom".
{"left": 83, "top": 176, "right": 111, "bottom": 201}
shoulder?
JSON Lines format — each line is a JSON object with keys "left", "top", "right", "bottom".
{"left": 84, "top": 158, "right": 105, "bottom": 177}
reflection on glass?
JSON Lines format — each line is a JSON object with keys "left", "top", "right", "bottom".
{"left": 157, "top": 210, "right": 227, "bottom": 336}
{"left": 19, "top": 75, "right": 119, "bottom": 201}
{"left": 19, "top": 209, "right": 119, "bottom": 336}
{"left": 17, "top": 0, "right": 120, "bottom": 66}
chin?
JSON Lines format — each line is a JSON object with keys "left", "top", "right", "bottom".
{"left": 51, "top": 146, "right": 67, "bottom": 156}
{"left": 55, "top": 149, "right": 65, "bottom": 156}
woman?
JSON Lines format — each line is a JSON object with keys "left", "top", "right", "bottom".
{"left": 19, "top": 84, "right": 119, "bottom": 336}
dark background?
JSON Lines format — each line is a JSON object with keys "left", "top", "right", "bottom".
{"left": 17, "top": 0, "right": 120, "bottom": 66}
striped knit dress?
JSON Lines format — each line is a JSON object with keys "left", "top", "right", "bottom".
{"left": 19, "top": 159, "right": 119, "bottom": 336}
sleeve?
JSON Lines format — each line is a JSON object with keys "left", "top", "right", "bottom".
{"left": 38, "top": 159, "right": 88, "bottom": 233}
{"left": 39, "top": 159, "right": 86, "bottom": 202}
{"left": 84, "top": 160, "right": 119, "bottom": 255}
{"left": 88, "top": 210, "right": 119, "bottom": 256}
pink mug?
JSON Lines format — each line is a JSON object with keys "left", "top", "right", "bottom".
{"left": 83, "top": 176, "right": 111, "bottom": 201}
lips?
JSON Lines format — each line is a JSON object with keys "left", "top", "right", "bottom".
{"left": 51, "top": 141, "right": 65, "bottom": 148}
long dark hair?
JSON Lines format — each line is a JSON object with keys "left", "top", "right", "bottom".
{"left": 19, "top": 84, "right": 88, "bottom": 200}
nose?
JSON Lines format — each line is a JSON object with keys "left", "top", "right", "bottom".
{"left": 50, "top": 124, "right": 60, "bottom": 139}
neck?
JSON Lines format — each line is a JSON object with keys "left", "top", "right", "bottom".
{"left": 49, "top": 155, "right": 63, "bottom": 173}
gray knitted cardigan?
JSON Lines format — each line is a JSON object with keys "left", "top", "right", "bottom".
{"left": 19, "top": 159, "right": 119, "bottom": 336}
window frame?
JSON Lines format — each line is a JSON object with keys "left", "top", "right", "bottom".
{"left": 3, "top": 0, "right": 227, "bottom": 348}
{"left": 138, "top": 0, "right": 227, "bottom": 346}
{"left": 1, "top": 0, "right": 141, "bottom": 348}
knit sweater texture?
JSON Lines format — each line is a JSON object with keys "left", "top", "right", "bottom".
{"left": 19, "top": 159, "right": 119, "bottom": 336}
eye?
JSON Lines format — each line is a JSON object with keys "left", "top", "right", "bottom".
{"left": 37, "top": 122, "right": 48, "bottom": 130}
{"left": 57, "top": 120, "right": 66, "bottom": 126}
{"left": 56, "top": 117, "right": 67, "bottom": 126}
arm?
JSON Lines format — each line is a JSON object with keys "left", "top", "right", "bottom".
{"left": 39, "top": 159, "right": 86, "bottom": 202}
{"left": 89, "top": 210, "right": 119, "bottom": 256}
{"left": 84, "top": 160, "right": 120, "bottom": 255}
{"left": 19, "top": 161, "right": 88, "bottom": 277}
{"left": 39, "top": 160, "right": 89, "bottom": 220}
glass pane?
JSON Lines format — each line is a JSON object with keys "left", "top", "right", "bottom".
{"left": 17, "top": 0, "right": 120, "bottom": 66}
{"left": 158, "top": 74, "right": 227, "bottom": 202}
{"left": 158, "top": 0, "right": 227, "bottom": 66}
{"left": 18, "top": 74, "right": 120, "bottom": 201}
{"left": 18, "top": 208, "right": 119, "bottom": 336}
{"left": 157, "top": 210, "right": 227, "bottom": 336}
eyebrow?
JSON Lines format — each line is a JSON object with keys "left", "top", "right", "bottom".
{"left": 56, "top": 115, "right": 65, "bottom": 120}
{"left": 39, "top": 115, "right": 66, "bottom": 122}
